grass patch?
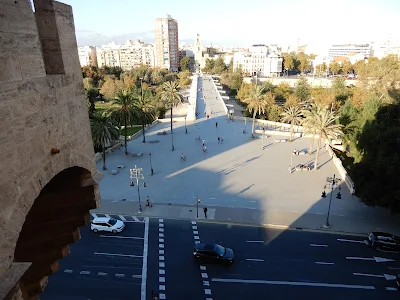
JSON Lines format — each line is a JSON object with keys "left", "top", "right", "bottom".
{"left": 120, "top": 126, "right": 141, "bottom": 136}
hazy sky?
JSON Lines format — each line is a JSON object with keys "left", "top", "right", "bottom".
{"left": 35, "top": 0, "right": 400, "bottom": 51}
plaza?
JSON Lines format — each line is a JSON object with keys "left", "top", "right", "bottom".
{"left": 95, "top": 76, "right": 400, "bottom": 233}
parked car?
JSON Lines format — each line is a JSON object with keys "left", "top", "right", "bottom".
{"left": 368, "top": 232, "right": 400, "bottom": 250}
{"left": 91, "top": 217, "right": 125, "bottom": 233}
{"left": 193, "top": 243, "right": 234, "bottom": 264}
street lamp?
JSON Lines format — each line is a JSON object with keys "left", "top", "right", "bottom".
{"left": 149, "top": 153, "right": 154, "bottom": 176}
{"left": 140, "top": 77, "right": 145, "bottom": 143}
{"left": 321, "top": 174, "right": 341, "bottom": 228}
{"left": 243, "top": 117, "right": 247, "bottom": 134}
{"left": 171, "top": 132, "right": 175, "bottom": 151}
{"left": 185, "top": 116, "right": 187, "bottom": 134}
{"left": 130, "top": 165, "right": 146, "bottom": 214}
{"left": 196, "top": 196, "right": 201, "bottom": 218}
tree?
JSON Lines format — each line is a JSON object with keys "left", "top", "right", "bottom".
{"left": 178, "top": 71, "right": 192, "bottom": 88}
{"left": 283, "top": 53, "right": 294, "bottom": 75}
{"left": 331, "top": 77, "right": 348, "bottom": 102}
{"left": 133, "top": 89, "right": 155, "bottom": 143}
{"left": 294, "top": 77, "right": 311, "bottom": 102}
{"left": 106, "top": 90, "right": 137, "bottom": 155}
{"left": 267, "top": 104, "right": 283, "bottom": 122}
{"left": 284, "top": 94, "right": 300, "bottom": 108}
{"left": 261, "top": 81, "right": 275, "bottom": 93}
{"left": 342, "top": 61, "right": 353, "bottom": 75}
{"left": 90, "top": 113, "right": 120, "bottom": 170}
{"left": 312, "top": 87, "right": 336, "bottom": 109}
{"left": 213, "top": 57, "right": 227, "bottom": 75}
{"left": 315, "top": 63, "right": 327, "bottom": 76}
{"left": 242, "top": 86, "right": 271, "bottom": 137}
{"left": 180, "top": 56, "right": 190, "bottom": 72}
{"left": 281, "top": 106, "right": 303, "bottom": 142}
{"left": 160, "top": 81, "right": 183, "bottom": 134}
{"left": 299, "top": 55, "right": 310, "bottom": 73}
{"left": 86, "top": 87, "right": 98, "bottom": 118}
{"left": 351, "top": 103, "right": 400, "bottom": 214}
{"left": 353, "top": 60, "right": 365, "bottom": 75}
{"left": 329, "top": 61, "right": 341, "bottom": 75}
{"left": 100, "top": 76, "right": 124, "bottom": 99}
{"left": 302, "top": 104, "right": 343, "bottom": 170}
{"left": 202, "top": 59, "right": 215, "bottom": 74}
{"left": 276, "top": 82, "right": 292, "bottom": 101}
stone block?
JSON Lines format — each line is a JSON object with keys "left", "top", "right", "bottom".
{"left": 40, "top": 85, "right": 57, "bottom": 107}
{"left": 0, "top": 81, "right": 19, "bottom": 101}
{"left": 0, "top": 181, "right": 18, "bottom": 219}
{"left": 0, "top": 149, "right": 17, "bottom": 181}
{"left": 4, "top": 3, "right": 37, "bottom": 34}
{"left": 17, "top": 186, "right": 37, "bottom": 216}
{"left": 2, "top": 0, "right": 32, "bottom": 10}
{"left": 34, "top": 9, "right": 59, "bottom": 39}
{"left": 19, "top": 54, "right": 46, "bottom": 80}
{"left": 41, "top": 46, "right": 65, "bottom": 74}
{"left": 0, "top": 55, "right": 22, "bottom": 83}
{"left": 15, "top": 33, "right": 43, "bottom": 56}
{"left": 11, "top": 94, "right": 41, "bottom": 119}
{"left": 59, "top": 37, "right": 78, "bottom": 53}
{"left": 9, "top": 209, "right": 27, "bottom": 235}
{"left": 0, "top": 5, "right": 10, "bottom": 33}
{"left": 62, "top": 53, "right": 80, "bottom": 75}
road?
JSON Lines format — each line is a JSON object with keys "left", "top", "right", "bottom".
{"left": 41, "top": 215, "right": 399, "bottom": 300}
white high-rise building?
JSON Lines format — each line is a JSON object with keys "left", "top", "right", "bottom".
{"left": 119, "top": 40, "right": 155, "bottom": 70}
{"left": 78, "top": 46, "right": 97, "bottom": 67}
{"left": 154, "top": 14, "right": 179, "bottom": 72}
{"left": 328, "top": 44, "right": 372, "bottom": 59}
{"left": 96, "top": 42, "right": 121, "bottom": 68}
{"left": 233, "top": 44, "right": 283, "bottom": 77}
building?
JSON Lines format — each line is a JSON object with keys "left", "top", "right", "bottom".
{"left": 233, "top": 44, "right": 283, "bottom": 77}
{"left": 1, "top": 1, "right": 100, "bottom": 299}
{"left": 154, "top": 14, "right": 179, "bottom": 72}
{"left": 119, "top": 40, "right": 155, "bottom": 70}
{"left": 328, "top": 44, "right": 372, "bottom": 59}
{"left": 78, "top": 46, "right": 98, "bottom": 67}
{"left": 96, "top": 41, "right": 121, "bottom": 68}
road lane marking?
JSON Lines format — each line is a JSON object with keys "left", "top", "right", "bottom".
{"left": 159, "top": 256, "right": 165, "bottom": 261}
{"left": 246, "top": 241, "right": 263, "bottom": 243}
{"left": 159, "top": 219, "right": 163, "bottom": 223}
{"left": 132, "top": 275, "right": 142, "bottom": 278}
{"left": 202, "top": 273, "right": 208, "bottom": 278}
{"left": 159, "top": 294, "right": 166, "bottom": 300}
{"left": 203, "top": 280, "right": 210, "bottom": 286}
{"left": 118, "top": 215, "right": 126, "bottom": 221}
{"left": 98, "top": 272, "right": 107, "bottom": 276}
{"left": 353, "top": 273, "right": 396, "bottom": 280}
{"left": 346, "top": 256, "right": 394, "bottom": 263}
{"left": 159, "top": 238, "right": 164, "bottom": 243}
{"left": 90, "top": 213, "right": 98, "bottom": 219}
{"left": 159, "top": 228, "right": 164, "bottom": 232}
{"left": 204, "top": 289, "right": 211, "bottom": 295}
{"left": 310, "top": 244, "right": 328, "bottom": 247}
{"left": 192, "top": 226, "right": 197, "bottom": 230}
{"left": 200, "top": 266, "right": 207, "bottom": 270}
{"left": 211, "top": 278, "right": 375, "bottom": 290}
{"left": 386, "top": 287, "right": 397, "bottom": 291}
{"left": 159, "top": 244, "right": 164, "bottom": 248}
{"left": 159, "top": 285, "right": 165, "bottom": 290}
{"left": 94, "top": 252, "right": 143, "bottom": 258}
{"left": 159, "top": 269, "right": 165, "bottom": 275}
{"left": 132, "top": 216, "right": 140, "bottom": 222}
{"left": 64, "top": 269, "right": 73, "bottom": 273}
{"left": 337, "top": 238, "right": 366, "bottom": 244}
{"left": 79, "top": 271, "right": 90, "bottom": 275}
{"left": 104, "top": 214, "right": 111, "bottom": 218}
{"left": 159, "top": 262, "right": 165, "bottom": 268}
{"left": 159, "top": 277, "right": 165, "bottom": 283}
{"left": 315, "top": 262, "right": 335, "bottom": 265}
{"left": 388, "top": 267, "right": 400, "bottom": 270}
{"left": 378, "top": 249, "right": 399, "bottom": 254}
{"left": 116, "top": 273, "right": 125, "bottom": 277}
{"left": 194, "top": 236, "right": 200, "bottom": 240}
{"left": 159, "top": 250, "right": 164, "bottom": 254}
{"left": 191, "top": 221, "right": 197, "bottom": 224}
{"left": 159, "top": 223, "right": 164, "bottom": 228}
{"left": 193, "top": 231, "right": 199, "bottom": 235}
{"left": 99, "top": 235, "right": 144, "bottom": 240}
{"left": 246, "top": 259, "right": 264, "bottom": 262}
{"left": 141, "top": 217, "right": 149, "bottom": 300}
{"left": 159, "top": 233, "right": 164, "bottom": 237}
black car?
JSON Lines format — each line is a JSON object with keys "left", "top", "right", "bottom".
{"left": 193, "top": 243, "right": 234, "bottom": 264}
{"left": 368, "top": 232, "right": 400, "bottom": 250}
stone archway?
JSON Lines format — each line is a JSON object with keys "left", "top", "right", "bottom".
{"left": 12, "top": 167, "right": 98, "bottom": 300}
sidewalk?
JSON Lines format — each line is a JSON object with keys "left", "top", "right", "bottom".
{"left": 92, "top": 200, "right": 400, "bottom": 236}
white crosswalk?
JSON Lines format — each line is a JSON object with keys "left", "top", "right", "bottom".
{"left": 90, "top": 213, "right": 145, "bottom": 223}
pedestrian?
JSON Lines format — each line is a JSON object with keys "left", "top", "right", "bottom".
{"left": 220, "top": 137, "right": 224, "bottom": 143}
{"left": 218, "top": 137, "right": 220, "bottom": 144}
{"left": 216, "top": 122, "right": 218, "bottom": 128}
{"left": 207, "top": 115, "right": 209, "bottom": 119}
{"left": 202, "top": 139, "right": 205, "bottom": 146}
{"left": 203, "top": 207, "right": 208, "bottom": 219}
{"left": 146, "top": 196, "right": 153, "bottom": 207}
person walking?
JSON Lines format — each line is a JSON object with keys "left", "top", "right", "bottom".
{"left": 146, "top": 196, "right": 153, "bottom": 207}
{"left": 203, "top": 207, "right": 208, "bottom": 219}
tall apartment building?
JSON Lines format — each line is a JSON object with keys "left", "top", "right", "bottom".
{"left": 78, "top": 46, "right": 98, "bottom": 67}
{"left": 233, "top": 44, "right": 283, "bottom": 77}
{"left": 328, "top": 44, "right": 372, "bottom": 59}
{"left": 96, "top": 41, "right": 121, "bottom": 68}
{"left": 119, "top": 40, "right": 155, "bottom": 70}
{"left": 154, "top": 14, "right": 179, "bottom": 72}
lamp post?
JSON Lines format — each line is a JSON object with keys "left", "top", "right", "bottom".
{"left": 140, "top": 77, "right": 146, "bottom": 143}
{"left": 130, "top": 165, "right": 146, "bottom": 214}
{"left": 321, "top": 174, "right": 341, "bottom": 228}
{"left": 149, "top": 153, "right": 154, "bottom": 176}
{"left": 171, "top": 132, "right": 175, "bottom": 151}
{"left": 196, "top": 196, "right": 201, "bottom": 218}
{"left": 185, "top": 116, "right": 187, "bottom": 134}
{"left": 243, "top": 117, "right": 247, "bottom": 134}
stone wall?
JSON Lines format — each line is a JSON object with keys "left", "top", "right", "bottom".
{"left": 0, "top": 0, "right": 99, "bottom": 299}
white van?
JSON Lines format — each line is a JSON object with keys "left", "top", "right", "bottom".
{"left": 91, "top": 217, "right": 125, "bottom": 233}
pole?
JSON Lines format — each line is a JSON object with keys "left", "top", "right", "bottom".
{"left": 185, "top": 117, "right": 187, "bottom": 134}
{"left": 324, "top": 174, "right": 336, "bottom": 228}
{"left": 149, "top": 153, "right": 154, "bottom": 176}
{"left": 171, "top": 132, "right": 174, "bottom": 151}
{"left": 196, "top": 196, "right": 199, "bottom": 218}
{"left": 136, "top": 165, "right": 143, "bottom": 214}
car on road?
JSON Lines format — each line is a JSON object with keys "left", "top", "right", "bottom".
{"left": 368, "top": 232, "right": 400, "bottom": 250}
{"left": 193, "top": 243, "right": 234, "bottom": 264}
{"left": 91, "top": 217, "right": 125, "bottom": 233}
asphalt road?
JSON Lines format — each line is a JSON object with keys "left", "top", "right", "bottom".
{"left": 41, "top": 215, "right": 400, "bottom": 300}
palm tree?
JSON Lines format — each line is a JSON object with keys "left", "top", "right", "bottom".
{"left": 160, "top": 81, "right": 183, "bottom": 134}
{"left": 302, "top": 104, "right": 343, "bottom": 171}
{"left": 242, "top": 86, "right": 271, "bottom": 137}
{"left": 133, "top": 90, "right": 155, "bottom": 143}
{"left": 106, "top": 90, "right": 137, "bottom": 155}
{"left": 302, "top": 103, "right": 323, "bottom": 155}
{"left": 90, "top": 113, "right": 120, "bottom": 170}
{"left": 281, "top": 106, "right": 303, "bottom": 142}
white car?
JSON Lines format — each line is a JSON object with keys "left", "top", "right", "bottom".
{"left": 91, "top": 217, "right": 125, "bottom": 233}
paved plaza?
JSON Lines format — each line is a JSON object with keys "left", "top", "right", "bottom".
{"left": 95, "top": 76, "right": 400, "bottom": 234}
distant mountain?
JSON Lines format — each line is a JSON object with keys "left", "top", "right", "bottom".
{"left": 76, "top": 30, "right": 155, "bottom": 47}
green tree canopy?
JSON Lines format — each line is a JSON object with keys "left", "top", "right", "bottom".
{"left": 329, "top": 61, "right": 341, "bottom": 75}
{"left": 180, "top": 56, "right": 190, "bottom": 72}
{"left": 202, "top": 59, "right": 215, "bottom": 74}
{"left": 342, "top": 61, "right": 353, "bottom": 74}
{"left": 213, "top": 57, "right": 227, "bottom": 75}
{"left": 294, "top": 77, "right": 311, "bottom": 102}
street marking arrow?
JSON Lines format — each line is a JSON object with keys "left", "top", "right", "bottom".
{"left": 346, "top": 256, "right": 395, "bottom": 263}
{"left": 353, "top": 273, "right": 396, "bottom": 280}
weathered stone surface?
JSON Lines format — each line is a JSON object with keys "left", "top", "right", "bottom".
{"left": 4, "top": 3, "right": 37, "bottom": 34}
{"left": 19, "top": 55, "right": 46, "bottom": 80}
{"left": 0, "top": 4, "right": 10, "bottom": 33}
{"left": 0, "top": 55, "right": 22, "bottom": 82}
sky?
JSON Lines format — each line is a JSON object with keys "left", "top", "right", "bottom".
{"left": 32, "top": 0, "right": 400, "bottom": 53}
